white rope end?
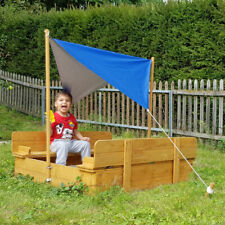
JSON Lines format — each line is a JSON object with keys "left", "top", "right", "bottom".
{"left": 207, "top": 186, "right": 214, "bottom": 194}
{"left": 206, "top": 182, "right": 215, "bottom": 196}
{"left": 46, "top": 178, "right": 51, "bottom": 182}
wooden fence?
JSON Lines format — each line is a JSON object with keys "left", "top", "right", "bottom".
{"left": 0, "top": 70, "right": 224, "bottom": 140}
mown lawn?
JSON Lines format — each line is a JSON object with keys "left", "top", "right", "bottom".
{"left": 0, "top": 105, "right": 43, "bottom": 141}
{"left": 0, "top": 105, "right": 224, "bottom": 224}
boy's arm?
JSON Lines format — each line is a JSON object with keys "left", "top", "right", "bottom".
{"left": 74, "top": 130, "right": 90, "bottom": 142}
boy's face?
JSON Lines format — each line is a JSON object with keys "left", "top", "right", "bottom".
{"left": 55, "top": 94, "right": 72, "bottom": 116}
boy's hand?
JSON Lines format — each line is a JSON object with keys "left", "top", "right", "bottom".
{"left": 74, "top": 130, "right": 90, "bottom": 142}
{"left": 81, "top": 137, "right": 90, "bottom": 142}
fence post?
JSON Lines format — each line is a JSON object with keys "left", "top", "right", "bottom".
{"left": 98, "top": 91, "right": 102, "bottom": 122}
{"left": 169, "top": 90, "right": 173, "bottom": 137}
{"left": 212, "top": 80, "right": 217, "bottom": 135}
{"left": 219, "top": 80, "right": 224, "bottom": 136}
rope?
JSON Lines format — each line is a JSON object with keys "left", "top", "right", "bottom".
{"left": 147, "top": 110, "right": 208, "bottom": 188}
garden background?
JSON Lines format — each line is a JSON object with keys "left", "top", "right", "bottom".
{"left": 0, "top": 0, "right": 225, "bottom": 224}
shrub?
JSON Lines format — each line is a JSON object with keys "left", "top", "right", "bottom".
{"left": 0, "top": 0, "right": 225, "bottom": 81}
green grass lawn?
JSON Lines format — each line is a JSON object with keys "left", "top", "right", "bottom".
{"left": 0, "top": 105, "right": 106, "bottom": 141}
{"left": 0, "top": 105, "right": 44, "bottom": 141}
{"left": 0, "top": 105, "right": 225, "bottom": 224}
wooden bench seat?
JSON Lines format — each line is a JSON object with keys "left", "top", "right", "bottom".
{"left": 13, "top": 148, "right": 94, "bottom": 159}
{"left": 12, "top": 131, "right": 112, "bottom": 159}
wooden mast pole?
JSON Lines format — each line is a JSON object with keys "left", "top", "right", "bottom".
{"left": 148, "top": 57, "right": 154, "bottom": 138}
{"left": 44, "top": 29, "right": 51, "bottom": 182}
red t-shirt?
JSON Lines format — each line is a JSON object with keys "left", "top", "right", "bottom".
{"left": 50, "top": 112, "right": 78, "bottom": 143}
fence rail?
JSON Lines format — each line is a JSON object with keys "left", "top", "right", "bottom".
{"left": 0, "top": 70, "right": 224, "bottom": 140}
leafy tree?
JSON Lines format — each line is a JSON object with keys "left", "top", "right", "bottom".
{"left": 1, "top": 0, "right": 44, "bottom": 12}
{"left": 0, "top": 0, "right": 161, "bottom": 10}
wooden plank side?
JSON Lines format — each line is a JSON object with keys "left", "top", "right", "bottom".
{"left": 15, "top": 159, "right": 89, "bottom": 188}
{"left": 94, "top": 152, "right": 124, "bottom": 168}
{"left": 14, "top": 142, "right": 46, "bottom": 152}
{"left": 123, "top": 140, "right": 132, "bottom": 192}
{"left": 80, "top": 171, "right": 96, "bottom": 188}
{"left": 131, "top": 137, "right": 196, "bottom": 164}
{"left": 173, "top": 138, "right": 180, "bottom": 184}
{"left": 95, "top": 167, "right": 123, "bottom": 190}
{"left": 51, "top": 163, "right": 81, "bottom": 187}
{"left": 12, "top": 131, "right": 46, "bottom": 153}
{"left": 93, "top": 137, "right": 195, "bottom": 168}
{"left": 178, "top": 137, "right": 197, "bottom": 159}
{"left": 14, "top": 158, "right": 47, "bottom": 183}
{"left": 12, "top": 131, "right": 46, "bottom": 141}
{"left": 94, "top": 139, "right": 124, "bottom": 154}
{"left": 179, "top": 159, "right": 194, "bottom": 182}
{"left": 131, "top": 161, "right": 173, "bottom": 190}
{"left": 132, "top": 149, "right": 174, "bottom": 164}
{"left": 132, "top": 138, "right": 174, "bottom": 164}
{"left": 11, "top": 143, "right": 44, "bottom": 156}
{"left": 93, "top": 139, "right": 124, "bottom": 169}
{"left": 132, "top": 138, "right": 173, "bottom": 152}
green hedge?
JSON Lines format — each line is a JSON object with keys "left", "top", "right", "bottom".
{"left": 0, "top": 0, "right": 225, "bottom": 81}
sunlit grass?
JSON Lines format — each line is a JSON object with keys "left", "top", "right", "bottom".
{"left": 0, "top": 105, "right": 224, "bottom": 224}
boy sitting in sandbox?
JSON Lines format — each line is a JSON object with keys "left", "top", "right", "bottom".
{"left": 50, "top": 90, "right": 91, "bottom": 166}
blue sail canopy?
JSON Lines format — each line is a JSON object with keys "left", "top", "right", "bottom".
{"left": 50, "top": 38, "right": 152, "bottom": 109}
